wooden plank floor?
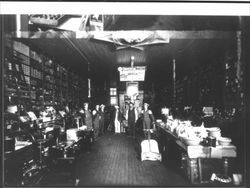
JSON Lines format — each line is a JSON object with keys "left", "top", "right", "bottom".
{"left": 75, "top": 132, "right": 190, "bottom": 186}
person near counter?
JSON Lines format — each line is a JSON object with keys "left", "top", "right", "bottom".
{"left": 82, "top": 102, "right": 94, "bottom": 150}
{"left": 160, "top": 107, "right": 170, "bottom": 123}
{"left": 82, "top": 102, "right": 93, "bottom": 130}
{"left": 141, "top": 102, "right": 155, "bottom": 139}
{"left": 125, "top": 102, "right": 138, "bottom": 138}
{"left": 99, "top": 104, "right": 105, "bottom": 136}
{"left": 104, "top": 105, "right": 112, "bottom": 132}
{"left": 92, "top": 104, "right": 101, "bottom": 139}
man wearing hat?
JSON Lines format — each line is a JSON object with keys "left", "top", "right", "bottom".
{"left": 83, "top": 102, "right": 93, "bottom": 130}
{"left": 99, "top": 104, "right": 105, "bottom": 135}
{"left": 92, "top": 104, "right": 101, "bottom": 139}
{"left": 113, "top": 105, "right": 124, "bottom": 133}
{"left": 125, "top": 102, "right": 138, "bottom": 137}
{"left": 82, "top": 102, "right": 94, "bottom": 150}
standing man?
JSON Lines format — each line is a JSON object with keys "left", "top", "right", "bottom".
{"left": 83, "top": 102, "right": 93, "bottom": 130}
{"left": 141, "top": 102, "right": 155, "bottom": 139}
{"left": 92, "top": 104, "right": 101, "bottom": 139}
{"left": 99, "top": 104, "right": 105, "bottom": 136}
{"left": 113, "top": 105, "right": 123, "bottom": 133}
{"left": 82, "top": 102, "right": 94, "bottom": 151}
{"left": 126, "top": 102, "right": 138, "bottom": 138}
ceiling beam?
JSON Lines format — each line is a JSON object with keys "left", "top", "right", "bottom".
{"left": 168, "top": 30, "right": 237, "bottom": 39}
{"left": 86, "top": 30, "right": 237, "bottom": 40}
{"left": 11, "top": 30, "right": 237, "bottom": 40}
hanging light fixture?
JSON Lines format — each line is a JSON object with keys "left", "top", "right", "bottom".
{"left": 131, "top": 56, "right": 134, "bottom": 67}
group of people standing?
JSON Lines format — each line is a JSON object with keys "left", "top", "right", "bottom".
{"left": 78, "top": 102, "right": 107, "bottom": 140}
{"left": 110, "top": 102, "right": 156, "bottom": 139}
{"left": 76, "top": 101, "right": 156, "bottom": 140}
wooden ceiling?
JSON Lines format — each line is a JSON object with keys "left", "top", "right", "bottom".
{"left": 107, "top": 16, "right": 239, "bottom": 31}
{"left": 18, "top": 15, "right": 238, "bottom": 82}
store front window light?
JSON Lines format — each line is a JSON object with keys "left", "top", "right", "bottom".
{"left": 110, "top": 88, "right": 117, "bottom": 96}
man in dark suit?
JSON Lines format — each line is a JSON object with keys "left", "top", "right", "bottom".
{"left": 125, "top": 102, "right": 138, "bottom": 137}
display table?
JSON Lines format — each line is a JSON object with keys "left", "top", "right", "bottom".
{"left": 155, "top": 123, "right": 237, "bottom": 184}
{"left": 176, "top": 140, "right": 236, "bottom": 159}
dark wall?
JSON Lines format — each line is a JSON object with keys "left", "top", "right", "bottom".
{"left": 3, "top": 15, "right": 16, "bottom": 33}
{"left": 109, "top": 16, "right": 240, "bottom": 31}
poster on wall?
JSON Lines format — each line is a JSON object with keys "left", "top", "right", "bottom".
{"left": 118, "top": 66, "right": 146, "bottom": 81}
{"left": 126, "top": 82, "right": 139, "bottom": 98}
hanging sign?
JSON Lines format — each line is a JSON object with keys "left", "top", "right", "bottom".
{"left": 118, "top": 66, "right": 146, "bottom": 81}
{"left": 89, "top": 14, "right": 103, "bottom": 31}
{"left": 90, "top": 31, "right": 169, "bottom": 50}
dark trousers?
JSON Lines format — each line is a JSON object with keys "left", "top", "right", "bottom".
{"left": 99, "top": 120, "right": 104, "bottom": 135}
{"left": 94, "top": 127, "right": 99, "bottom": 139}
{"left": 81, "top": 130, "right": 94, "bottom": 152}
{"left": 104, "top": 118, "right": 111, "bottom": 132}
{"left": 128, "top": 121, "right": 135, "bottom": 137}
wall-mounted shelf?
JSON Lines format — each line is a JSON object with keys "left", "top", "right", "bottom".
{"left": 4, "top": 40, "right": 88, "bottom": 110}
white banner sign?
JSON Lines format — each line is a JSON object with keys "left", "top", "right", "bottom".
{"left": 118, "top": 66, "right": 146, "bottom": 81}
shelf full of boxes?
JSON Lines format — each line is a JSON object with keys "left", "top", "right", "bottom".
{"left": 4, "top": 39, "right": 86, "bottom": 111}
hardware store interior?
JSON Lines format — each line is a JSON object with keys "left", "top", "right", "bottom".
{"left": 2, "top": 14, "right": 248, "bottom": 187}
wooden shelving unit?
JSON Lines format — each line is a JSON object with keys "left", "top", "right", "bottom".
{"left": 4, "top": 40, "right": 87, "bottom": 111}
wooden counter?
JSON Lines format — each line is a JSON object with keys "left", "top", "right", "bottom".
{"left": 176, "top": 140, "right": 236, "bottom": 159}
{"left": 156, "top": 123, "right": 237, "bottom": 159}
{"left": 5, "top": 141, "right": 33, "bottom": 159}
{"left": 155, "top": 123, "right": 237, "bottom": 184}
{"left": 4, "top": 142, "right": 34, "bottom": 186}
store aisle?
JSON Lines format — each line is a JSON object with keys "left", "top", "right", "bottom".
{"left": 75, "top": 132, "right": 189, "bottom": 186}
